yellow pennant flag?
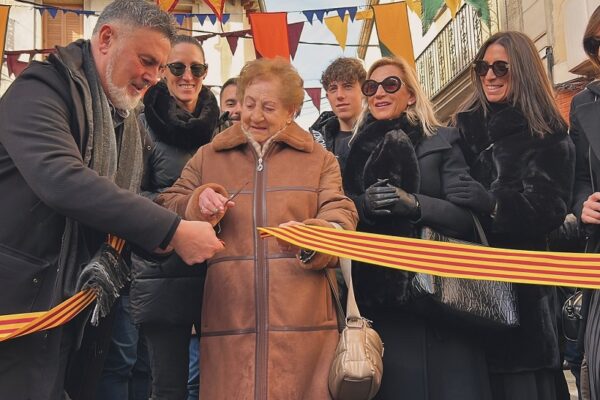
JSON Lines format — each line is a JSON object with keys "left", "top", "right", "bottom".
{"left": 324, "top": 14, "right": 349, "bottom": 51}
{"left": 156, "top": 0, "right": 178, "bottom": 12}
{"left": 405, "top": 0, "right": 422, "bottom": 18}
{"left": 445, "top": 0, "right": 461, "bottom": 17}
{"left": 203, "top": 0, "right": 226, "bottom": 21}
{"left": 0, "top": 5, "right": 10, "bottom": 72}
{"left": 372, "top": 3, "right": 415, "bottom": 68}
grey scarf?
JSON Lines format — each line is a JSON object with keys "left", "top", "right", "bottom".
{"left": 62, "top": 42, "right": 144, "bottom": 324}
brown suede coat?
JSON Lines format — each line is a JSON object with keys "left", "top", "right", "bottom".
{"left": 157, "top": 122, "right": 358, "bottom": 400}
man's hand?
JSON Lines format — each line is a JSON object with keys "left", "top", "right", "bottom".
{"left": 169, "top": 220, "right": 224, "bottom": 265}
{"left": 582, "top": 192, "right": 600, "bottom": 225}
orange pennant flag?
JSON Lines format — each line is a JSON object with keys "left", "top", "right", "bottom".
{"left": 203, "top": 0, "right": 226, "bottom": 22}
{"left": 156, "top": 0, "right": 178, "bottom": 12}
{"left": 0, "top": 5, "right": 10, "bottom": 71}
{"left": 372, "top": 3, "right": 415, "bottom": 69}
{"left": 249, "top": 13, "right": 290, "bottom": 60}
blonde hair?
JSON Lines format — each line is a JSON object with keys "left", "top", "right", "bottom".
{"left": 358, "top": 56, "right": 440, "bottom": 137}
{"left": 237, "top": 57, "right": 304, "bottom": 113}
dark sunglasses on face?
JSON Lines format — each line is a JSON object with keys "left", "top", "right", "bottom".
{"left": 584, "top": 36, "right": 600, "bottom": 57}
{"left": 167, "top": 62, "right": 208, "bottom": 78}
{"left": 361, "top": 76, "right": 403, "bottom": 97}
{"left": 473, "top": 60, "right": 509, "bottom": 77}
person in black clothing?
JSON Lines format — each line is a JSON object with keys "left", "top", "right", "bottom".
{"left": 310, "top": 57, "right": 366, "bottom": 172}
{"left": 452, "top": 31, "right": 573, "bottom": 400}
{"left": 572, "top": 6, "right": 600, "bottom": 399}
{"left": 129, "top": 35, "right": 219, "bottom": 400}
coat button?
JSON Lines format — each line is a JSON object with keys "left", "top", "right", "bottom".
{"left": 32, "top": 277, "right": 39, "bottom": 284}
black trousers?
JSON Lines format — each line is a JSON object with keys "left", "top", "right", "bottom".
{"left": 143, "top": 322, "right": 194, "bottom": 400}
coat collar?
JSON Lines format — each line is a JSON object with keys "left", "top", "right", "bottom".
{"left": 212, "top": 121, "right": 315, "bottom": 153}
{"left": 575, "top": 92, "right": 600, "bottom": 162}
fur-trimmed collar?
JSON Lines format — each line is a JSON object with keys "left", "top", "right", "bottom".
{"left": 212, "top": 122, "right": 315, "bottom": 153}
{"left": 143, "top": 82, "right": 219, "bottom": 151}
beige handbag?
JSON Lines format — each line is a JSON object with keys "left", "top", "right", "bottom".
{"left": 326, "top": 256, "right": 384, "bottom": 400}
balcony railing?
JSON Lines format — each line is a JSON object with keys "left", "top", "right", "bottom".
{"left": 415, "top": 1, "right": 502, "bottom": 99}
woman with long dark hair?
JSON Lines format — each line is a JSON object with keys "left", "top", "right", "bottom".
{"left": 452, "top": 31, "right": 574, "bottom": 400}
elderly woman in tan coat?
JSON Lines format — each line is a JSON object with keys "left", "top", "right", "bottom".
{"left": 156, "top": 58, "right": 358, "bottom": 400}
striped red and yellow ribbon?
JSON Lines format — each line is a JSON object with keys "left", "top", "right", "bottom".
{"left": 258, "top": 225, "right": 600, "bottom": 289}
{"left": 0, "top": 235, "right": 126, "bottom": 342}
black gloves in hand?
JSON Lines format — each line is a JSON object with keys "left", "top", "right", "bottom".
{"left": 364, "top": 179, "right": 420, "bottom": 219}
{"left": 446, "top": 174, "right": 496, "bottom": 214}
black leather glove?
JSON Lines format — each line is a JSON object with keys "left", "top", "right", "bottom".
{"left": 446, "top": 174, "right": 496, "bottom": 214}
{"left": 364, "top": 179, "right": 419, "bottom": 218}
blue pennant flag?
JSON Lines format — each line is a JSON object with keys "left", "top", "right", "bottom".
{"left": 174, "top": 14, "right": 185, "bottom": 26}
{"left": 347, "top": 7, "right": 357, "bottom": 21}
{"left": 303, "top": 10, "right": 315, "bottom": 24}
{"left": 37, "top": 8, "right": 45, "bottom": 16}
{"left": 314, "top": 9, "right": 326, "bottom": 23}
{"left": 47, "top": 7, "right": 58, "bottom": 18}
{"left": 196, "top": 14, "right": 207, "bottom": 25}
{"left": 208, "top": 14, "right": 217, "bottom": 25}
{"left": 222, "top": 13, "right": 230, "bottom": 24}
{"left": 336, "top": 8, "right": 346, "bottom": 20}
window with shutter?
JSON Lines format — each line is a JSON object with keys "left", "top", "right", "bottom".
{"left": 42, "top": 4, "right": 83, "bottom": 48}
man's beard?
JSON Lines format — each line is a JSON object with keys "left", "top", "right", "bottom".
{"left": 105, "top": 53, "right": 143, "bottom": 111}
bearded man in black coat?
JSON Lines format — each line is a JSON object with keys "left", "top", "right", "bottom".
{"left": 0, "top": 1, "right": 223, "bottom": 398}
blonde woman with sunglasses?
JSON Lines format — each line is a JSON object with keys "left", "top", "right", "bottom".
{"left": 452, "top": 31, "right": 574, "bottom": 400}
{"left": 129, "top": 35, "right": 219, "bottom": 400}
{"left": 344, "top": 56, "right": 493, "bottom": 400}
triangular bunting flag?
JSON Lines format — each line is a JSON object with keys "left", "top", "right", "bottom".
{"left": 421, "top": 0, "right": 444, "bottom": 34}
{"left": 314, "top": 9, "right": 326, "bottom": 23}
{"left": 222, "top": 13, "right": 230, "bottom": 24}
{"left": 174, "top": 14, "right": 185, "bottom": 26}
{"left": 0, "top": 5, "right": 9, "bottom": 74}
{"left": 287, "top": 22, "right": 304, "bottom": 60}
{"left": 47, "top": 7, "right": 58, "bottom": 19}
{"left": 226, "top": 35, "right": 239, "bottom": 55}
{"left": 303, "top": 10, "right": 315, "bottom": 24}
{"left": 208, "top": 14, "right": 217, "bottom": 25}
{"left": 466, "top": 0, "right": 490, "bottom": 26}
{"left": 305, "top": 88, "right": 321, "bottom": 112}
{"left": 37, "top": 8, "right": 44, "bottom": 16}
{"left": 249, "top": 13, "right": 290, "bottom": 60}
{"left": 372, "top": 3, "right": 415, "bottom": 68}
{"left": 405, "top": 0, "right": 423, "bottom": 18}
{"left": 196, "top": 14, "right": 207, "bottom": 25}
{"left": 202, "top": 0, "right": 226, "bottom": 22}
{"left": 336, "top": 8, "right": 346, "bottom": 21}
{"left": 324, "top": 14, "right": 349, "bottom": 50}
{"left": 156, "top": 0, "right": 179, "bottom": 13}
{"left": 347, "top": 7, "right": 357, "bottom": 22}
{"left": 445, "top": 0, "right": 461, "bottom": 18}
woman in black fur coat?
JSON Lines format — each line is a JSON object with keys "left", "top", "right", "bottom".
{"left": 129, "top": 36, "right": 219, "bottom": 400}
{"left": 345, "top": 56, "right": 493, "bottom": 400}
{"left": 452, "top": 32, "right": 574, "bottom": 400}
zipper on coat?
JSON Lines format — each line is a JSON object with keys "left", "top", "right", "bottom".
{"left": 253, "top": 146, "right": 272, "bottom": 399}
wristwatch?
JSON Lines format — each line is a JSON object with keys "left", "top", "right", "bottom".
{"left": 298, "top": 248, "right": 316, "bottom": 264}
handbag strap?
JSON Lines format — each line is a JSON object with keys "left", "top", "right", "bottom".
{"left": 471, "top": 212, "right": 489, "bottom": 246}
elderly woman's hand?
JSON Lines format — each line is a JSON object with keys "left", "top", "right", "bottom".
{"left": 198, "top": 187, "right": 235, "bottom": 225}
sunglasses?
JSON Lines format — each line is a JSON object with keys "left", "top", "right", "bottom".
{"left": 473, "top": 60, "right": 509, "bottom": 77}
{"left": 361, "top": 76, "right": 402, "bottom": 97}
{"left": 166, "top": 62, "right": 208, "bottom": 78}
{"left": 584, "top": 36, "right": 600, "bottom": 57}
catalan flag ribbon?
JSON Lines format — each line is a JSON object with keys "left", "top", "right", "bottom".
{"left": 258, "top": 225, "right": 600, "bottom": 289}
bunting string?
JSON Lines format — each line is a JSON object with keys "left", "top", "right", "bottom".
{"left": 258, "top": 225, "right": 600, "bottom": 289}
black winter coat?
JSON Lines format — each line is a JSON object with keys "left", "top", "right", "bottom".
{"left": 0, "top": 40, "right": 178, "bottom": 400}
{"left": 130, "top": 82, "right": 219, "bottom": 325}
{"left": 456, "top": 105, "right": 575, "bottom": 373}
{"left": 344, "top": 115, "right": 492, "bottom": 400}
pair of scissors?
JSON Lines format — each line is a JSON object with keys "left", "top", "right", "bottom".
{"left": 228, "top": 181, "right": 249, "bottom": 202}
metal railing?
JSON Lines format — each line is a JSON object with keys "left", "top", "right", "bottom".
{"left": 415, "top": 1, "right": 502, "bottom": 99}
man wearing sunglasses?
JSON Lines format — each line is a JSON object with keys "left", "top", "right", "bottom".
{"left": 0, "top": 1, "right": 224, "bottom": 398}
{"left": 310, "top": 57, "right": 366, "bottom": 173}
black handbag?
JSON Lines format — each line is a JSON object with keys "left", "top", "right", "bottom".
{"left": 412, "top": 214, "right": 520, "bottom": 328}
{"left": 562, "top": 290, "right": 583, "bottom": 342}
